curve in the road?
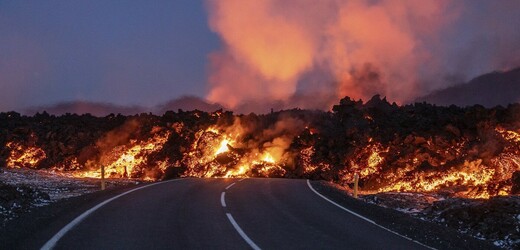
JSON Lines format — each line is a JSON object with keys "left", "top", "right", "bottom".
{"left": 226, "top": 213, "right": 261, "bottom": 250}
{"left": 306, "top": 180, "right": 434, "bottom": 250}
{"left": 221, "top": 179, "right": 261, "bottom": 250}
{"left": 224, "top": 178, "right": 432, "bottom": 249}
{"left": 40, "top": 179, "right": 183, "bottom": 250}
{"left": 40, "top": 178, "right": 436, "bottom": 249}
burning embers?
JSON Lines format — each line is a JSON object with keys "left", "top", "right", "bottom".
{"left": 377, "top": 159, "right": 499, "bottom": 199}
{"left": 181, "top": 123, "right": 289, "bottom": 178}
{"left": 4, "top": 123, "right": 172, "bottom": 180}
{"left": 5, "top": 141, "right": 46, "bottom": 168}
{"left": 3, "top": 101, "right": 520, "bottom": 200}
{"left": 343, "top": 130, "right": 520, "bottom": 199}
{"left": 73, "top": 131, "right": 171, "bottom": 179}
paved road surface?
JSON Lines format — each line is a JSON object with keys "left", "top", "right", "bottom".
{"left": 42, "top": 178, "right": 429, "bottom": 249}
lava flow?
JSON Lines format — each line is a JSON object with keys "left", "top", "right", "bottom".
{"left": 181, "top": 122, "right": 289, "bottom": 178}
{"left": 5, "top": 141, "right": 46, "bottom": 169}
{"left": 2, "top": 96, "right": 520, "bottom": 199}
{"left": 72, "top": 130, "right": 171, "bottom": 179}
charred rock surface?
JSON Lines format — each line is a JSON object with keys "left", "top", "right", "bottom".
{"left": 2, "top": 97, "right": 520, "bottom": 196}
{"left": 1, "top": 96, "right": 520, "bottom": 247}
{"left": 423, "top": 196, "right": 520, "bottom": 248}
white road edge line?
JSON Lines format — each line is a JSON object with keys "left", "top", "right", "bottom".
{"left": 238, "top": 178, "right": 246, "bottom": 182}
{"left": 221, "top": 192, "right": 227, "bottom": 207}
{"left": 40, "top": 179, "right": 183, "bottom": 250}
{"left": 306, "top": 180, "right": 436, "bottom": 250}
{"left": 225, "top": 182, "right": 236, "bottom": 190}
{"left": 226, "top": 213, "right": 261, "bottom": 250}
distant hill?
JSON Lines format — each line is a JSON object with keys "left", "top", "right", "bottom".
{"left": 23, "top": 96, "right": 224, "bottom": 117}
{"left": 415, "top": 68, "right": 520, "bottom": 107}
{"left": 24, "top": 101, "right": 145, "bottom": 117}
{"left": 25, "top": 68, "right": 520, "bottom": 116}
{"left": 155, "top": 96, "right": 224, "bottom": 114}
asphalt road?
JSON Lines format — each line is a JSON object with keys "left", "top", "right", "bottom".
{"left": 37, "top": 178, "right": 430, "bottom": 250}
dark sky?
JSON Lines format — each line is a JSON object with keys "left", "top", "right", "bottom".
{"left": 0, "top": 0, "right": 219, "bottom": 111}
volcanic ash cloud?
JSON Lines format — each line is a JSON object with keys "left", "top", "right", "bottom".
{"left": 205, "top": 0, "right": 520, "bottom": 111}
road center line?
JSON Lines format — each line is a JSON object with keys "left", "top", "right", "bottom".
{"left": 225, "top": 182, "right": 236, "bottom": 190}
{"left": 221, "top": 192, "right": 227, "bottom": 207}
{"left": 40, "top": 179, "right": 183, "bottom": 250}
{"left": 306, "top": 180, "right": 435, "bottom": 250}
{"left": 226, "top": 213, "right": 261, "bottom": 250}
{"left": 238, "top": 178, "right": 246, "bottom": 182}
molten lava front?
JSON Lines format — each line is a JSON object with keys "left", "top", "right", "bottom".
{"left": 71, "top": 131, "right": 171, "bottom": 179}
{"left": 181, "top": 125, "right": 287, "bottom": 178}
{"left": 5, "top": 141, "right": 46, "bottom": 169}
{"left": 2, "top": 97, "right": 520, "bottom": 200}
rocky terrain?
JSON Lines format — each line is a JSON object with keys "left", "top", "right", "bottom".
{"left": 0, "top": 168, "right": 140, "bottom": 227}
{"left": 362, "top": 192, "right": 520, "bottom": 248}
{"left": 416, "top": 67, "right": 520, "bottom": 107}
{"left": 1, "top": 95, "right": 520, "bottom": 248}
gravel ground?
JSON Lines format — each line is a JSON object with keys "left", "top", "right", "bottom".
{"left": 0, "top": 182, "right": 147, "bottom": 249}
{"left": 0, "top": 168, "right": 143, "bottom": 227}
{"left": 361, "top": 192, "right": 520, "bottom": 249}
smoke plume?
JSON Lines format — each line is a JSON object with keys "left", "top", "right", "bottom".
{"left": 205, "top": 0, "right": 520, "bottom": 111}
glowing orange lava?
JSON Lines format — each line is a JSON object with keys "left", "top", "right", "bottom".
{"left": 215, "top": 139, "right": 230, "bottom": 155}
{"left": 72, "top": 131, "right": 171, "bottom": 179}
{"left": 5, "top": 141, "right": 46, "bottom": 169}
{"left": 378, "top": 160, "right": 498, "bottom": 199}
{"left": 182, "top": 125, "right": 287, "bottom": 178}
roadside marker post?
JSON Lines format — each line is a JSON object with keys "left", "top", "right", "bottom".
{"left": 353, "top": 173, "right": 359, "bottom": 198}
{"left": 101, "top": 165, "right": 106, "bottom": 190}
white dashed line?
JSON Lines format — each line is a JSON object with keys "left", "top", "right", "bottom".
{"left": 226, "top": 213, "right": 261, "bottom": 250}
{"left": 221, "top": 178, "right": 260, "bottom": 249}
{"left": 221, "top": 192, "right": 227, "bottom": 207}
{"left": 41, "top": 179, "right": 183, "bottom": 250}
{"left": 306, "top": 180, "right": 435, "bottom": 250}
{"left": 225, "top": 182, "right": 236, "bottom": 190}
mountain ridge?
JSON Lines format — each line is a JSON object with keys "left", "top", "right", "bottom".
{"left": 415, "top": 68, "right": 520, "bottom": 107}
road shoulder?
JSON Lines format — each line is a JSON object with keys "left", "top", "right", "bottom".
{"left": 310, "top": 180, "right": 497, "bottom": 249}
{"left": 0, "top": 182, "right": 149, "bottom": 249}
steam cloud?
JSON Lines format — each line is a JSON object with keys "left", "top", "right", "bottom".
{"left": 205, "top": 0, "right": 520, "bottom": 111}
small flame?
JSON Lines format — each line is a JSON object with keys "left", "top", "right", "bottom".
{"left": 215, "top": 139, "right": 230, "bottom": 155}
{"left": 496, "top": 127, "right": 520, "bottom": 143}
{"left": 225, "top": 165, "right": 248, "bottom": 178}
{"left": 262, "top": 152, "right": 275, "bottom": 163}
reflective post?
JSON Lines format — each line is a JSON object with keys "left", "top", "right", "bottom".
{"left": 353, "top": 173, "right": 359, "bottom": 198}
{"left": 101, "top": 165, "right": 106, "bottom": 190}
